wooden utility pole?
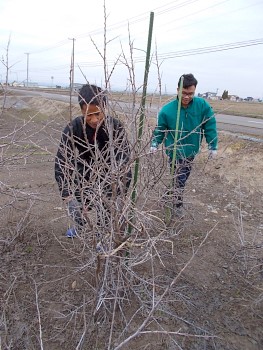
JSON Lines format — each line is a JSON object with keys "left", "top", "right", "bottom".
{"left": 68, "top": 38, "right": 76, "bottom": 121}
{"left": 25, "top": 53, "right": 29, "bottom": 87}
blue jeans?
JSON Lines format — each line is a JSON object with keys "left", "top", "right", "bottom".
{"left": 169, "top": 157, "right": 194, "bottom": 207}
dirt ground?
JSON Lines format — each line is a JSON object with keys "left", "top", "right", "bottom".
{"left": 0, "top": 94, "right": 263, "bottom": 350}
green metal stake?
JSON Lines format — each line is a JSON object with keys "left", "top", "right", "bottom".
{"left": 128, "top": 11, "right": 154, "bottom": 234}
{"left": 166, "top": 76, "right": 184, "bottom": 222}
{"left": 171, "top": 76, "right": 184, "bottom": 175}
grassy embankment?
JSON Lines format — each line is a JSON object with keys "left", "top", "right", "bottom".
{"left": 4, "top": 87, "right": 263, "bottom": 119}
{"left": 111, "top": 92, "right": 263, "bottom": 119}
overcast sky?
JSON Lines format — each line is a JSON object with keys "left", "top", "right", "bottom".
{"left": 0, "top": 0, "right": 263, "bottom": 98}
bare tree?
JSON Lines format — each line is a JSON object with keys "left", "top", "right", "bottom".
{"left": 0, "top": 7, "right": 262, "bottom": 350}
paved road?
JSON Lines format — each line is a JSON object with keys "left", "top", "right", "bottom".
{"left": 215, "top": 113, "right": 263, "bottom": 138}
{"left": 5, "top": 88, "right": 263, "bottom": 138}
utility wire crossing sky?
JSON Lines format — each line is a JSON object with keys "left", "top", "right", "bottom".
{"left": 0, "top": 0, "right": 263, "bottom": 98}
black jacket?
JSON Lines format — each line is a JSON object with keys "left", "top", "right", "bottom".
{"left": 55, "top": 115, "right": 131, "bottom": 199}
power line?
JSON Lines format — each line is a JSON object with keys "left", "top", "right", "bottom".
{"left": 162, "top": 0, "right": 230, "bottom": 29}
{"left": 164, "top": 0, "right": 263, "bottom": 33}
{"left": 15, "top": 37, "right": 263, "bottom": 77}
{"left": 77, "top": 38, "right": 263, "bottom": 67}
{"left": 13, "top": 0, "right": 262, "bottom": 58}
{"left": 8, "top": 1, "right": 262, "bottom": 81}
{"left": 13, "top": 1, "right": 212, "bottom": 56}
{"left": 157, "top": 38, "right": 263, "bottom": 60}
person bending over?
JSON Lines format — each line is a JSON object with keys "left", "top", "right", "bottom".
{"left": 55, "top": 84, "right": 132, "bottom": 239}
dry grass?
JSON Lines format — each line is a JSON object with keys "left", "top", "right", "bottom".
{"left": 6, "top": 87, "right": 263, "bottom": 119}
{"left": 1, "top": 93, "right": 262, "bottom": 350}
{"left": 209, "top": 99, "right": 263, "bottom": 118}
{"left": 111, "top": 91, "right": 263, "bottom": 119}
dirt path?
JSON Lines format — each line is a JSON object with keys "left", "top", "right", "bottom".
{"left": 0, "top": 97, "right": 262, "bottom": 349}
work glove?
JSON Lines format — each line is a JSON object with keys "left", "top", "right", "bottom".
{"left": 149, "top": 146, "right": 158, "bottom": 154}
{"left": 208, "top": 150, "right": 217, "bottom": 160}
{"left": 67, "top": 198, "right": 84, "bottom": 226}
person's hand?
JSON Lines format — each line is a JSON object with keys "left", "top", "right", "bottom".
{"left": 208, "top": 150, "right": 217, "bottom": 160}
{"left": 150, "top": 146, "right": 158, "bottom": 154}
{"left": 66, "top": 198, "right": 83, "bottom": 225}
{"left": 63, "top": 196, "right": 74, "bottom": 204}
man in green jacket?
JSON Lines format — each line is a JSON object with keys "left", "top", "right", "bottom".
{"left": 150, "top": 73, "right": 218, "bottom": 214}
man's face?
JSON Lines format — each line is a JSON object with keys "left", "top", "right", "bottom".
{"left": 81, "top": 104, "right": 105, "bottom": 129}
{"left": 178, "top": 85, "right": 196, "bottom": 107}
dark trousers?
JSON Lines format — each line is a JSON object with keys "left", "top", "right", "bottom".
{"left": 169, "top": 157, "right": 194, "bottom": 207}
{"left": 73, "top": 168, "right": 132, "bottom": 229}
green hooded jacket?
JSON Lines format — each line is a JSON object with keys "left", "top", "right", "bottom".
{"left": 151, "top": 96, "right": 218, "bottom": 160}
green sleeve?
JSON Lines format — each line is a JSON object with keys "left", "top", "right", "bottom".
{"left": 202, "top": 102, "right": 218, "bottom": 150}
{"left": 151, "top": 111, "right": 167, "bottom": 147}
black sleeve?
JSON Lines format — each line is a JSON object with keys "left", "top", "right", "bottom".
{"left": 54, "top": 122, "right": 76, "bottom": 199}
{"left": 110, "top": 118, "right": 132, "bottom": 191}
{"left": 113, "top": 119, "right": 131, "bottom": 165}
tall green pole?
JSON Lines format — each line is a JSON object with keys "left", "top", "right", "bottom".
{"left": 131, "top": 12, "right": 154, "bottom": 203}
{"left": 129, "top": 12, "right": 154, "bottom": 233}
{"left": 166, "top": 76, "right": 184, "bottom": 221}
{"left": 171, "top": 76, "right": 184, "bottom": 176}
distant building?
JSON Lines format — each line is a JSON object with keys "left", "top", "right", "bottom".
{"left": 229, "top": 95, "right": 239, "bottom": 101}
{"left": 73, "top": 83, "right": 84, "bottom": 90}
{"left": 11, "top": 81, "right": 20, "bottom": 87}
{"left": 29, "top": 82, "right": 39, "bottom": 87}
{"left": 13, "top": 81, "right": 39, "bottom": 88}
{"left": 200, "top": 92, "right": 219, "bottom": 100}
{"left": 244, "top": 97, "right": 254, "bottom": 102}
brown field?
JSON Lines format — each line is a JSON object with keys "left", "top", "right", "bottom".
{"left": 94, "top": 88, "right": 263, "bottom": 119}
{"left": 208, "top": 99, "right": 263, "bottom": 118}
{"left": 0, "top": 91, "right": 262, "bottom": 349}
{"left": 112, "top": 92, "right": 263, "bottom": 119}
{"left": 6, "top": 87, "right": 263, "bottom": 119}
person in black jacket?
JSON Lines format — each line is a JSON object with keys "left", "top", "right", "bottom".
{"left": 55, "top": 84, "right": 132, "bottom": 239}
